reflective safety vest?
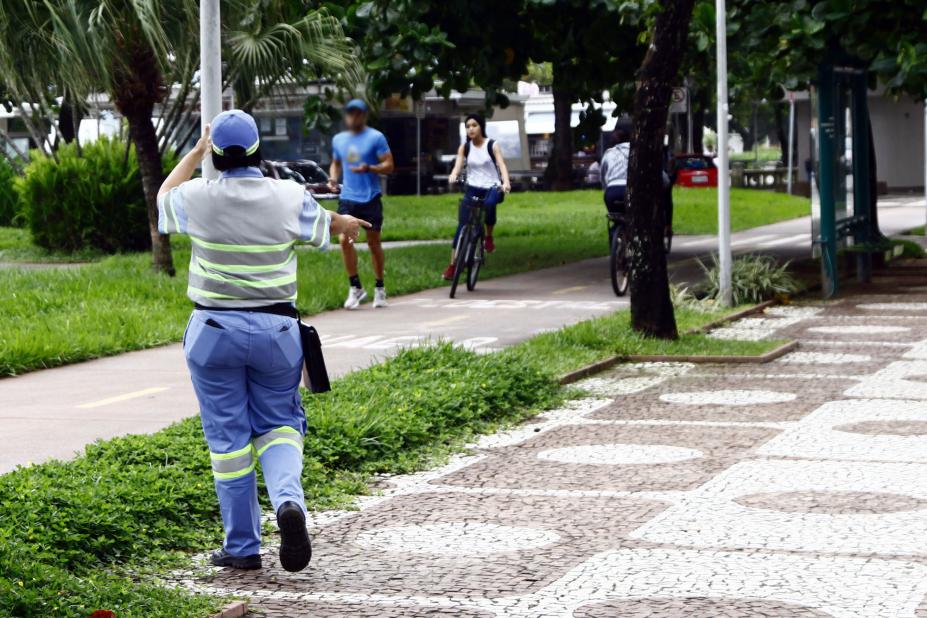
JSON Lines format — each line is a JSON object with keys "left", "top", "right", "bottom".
{"left": 157, "top": 168, "right": 330, "bottom": 308}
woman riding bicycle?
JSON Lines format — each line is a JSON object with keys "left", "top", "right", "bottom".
{"left": 443, "top": 113, "right": 511, "bottom": 280}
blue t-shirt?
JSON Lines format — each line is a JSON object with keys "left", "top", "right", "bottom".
{"left": 332, "top": 127, "right": 391, "bottom": 203}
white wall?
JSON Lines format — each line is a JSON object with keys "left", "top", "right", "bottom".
{"left": 794, "top": 92, "right": 925, "bottom": 191}
{"left": 869, "top": 94, "right": 924, "bottom": 190}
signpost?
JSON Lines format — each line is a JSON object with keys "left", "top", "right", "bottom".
{"left": 715, "top": 0, "right": 732, "bottom": 306}
{"left": 200, "top": 0, "right": 221, "bottom": 180}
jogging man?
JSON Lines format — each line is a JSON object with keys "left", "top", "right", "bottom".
{"left": 329, "top": 99, "right": 395, "bottom": 309}
{"left": 157, "top": 110, "right": 368, "bottom": 572}
{"left": 443, "top": 113, "right": 511, "bottom": 280}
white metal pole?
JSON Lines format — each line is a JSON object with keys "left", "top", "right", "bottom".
{"left": 787, "top": 93, "right": 795, "bottom": 195}
{"left": 715, "top": 0, "right": 732, "bottom": 306}
{"left": 200, "top": 0, "right": 222, "bottom": 180}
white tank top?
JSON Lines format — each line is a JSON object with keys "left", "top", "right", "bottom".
{"left": 466, "top": 140, "right": 500, "bottom": 189}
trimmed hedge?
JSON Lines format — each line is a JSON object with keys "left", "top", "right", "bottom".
{"left": 15, "top": 139, "right": 174, "bottom": 253}
{"left": 0, "top": 158, "right": 19, "bottom": 227}
{"left": 0, "top": 344, "right": 557, "bottom": 617}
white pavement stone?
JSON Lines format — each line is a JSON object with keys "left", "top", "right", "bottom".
{"left": 536, "top": 444, "right": 704, "bottom": 466}
{"left": 660, "top": 389, "right": 797, "bottom": 406}
{"left": 630, "top": 459, "right": 927, "bottom": 556}
{"left": 857, "top": 302, "right": 927, "bottom": 312}
{"left": 354, "top": 522, "right": 561, "bottom": 556}
{"left": 845, "top": 360, "right": 927, "bottom": 400}
{"left": 777, "top": 351, "right": 872, "bottom": 365}
{"left": 756, "top": 399, "right": 927, "bottom": 463}
{"left": 808, "top": 325, "right": 910, "bottom": 335}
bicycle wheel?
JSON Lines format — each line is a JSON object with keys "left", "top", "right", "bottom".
{"left": 610, "top": 231, "right": 629, "bottom": 297}
{"left": 466, "top": 233, "right": 484, "bottom": 291}
{"left": 449, "top": 231, "right": 470, "bottom": 299}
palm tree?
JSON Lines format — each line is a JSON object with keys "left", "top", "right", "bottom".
{"left": 0, "top": 0, "right": 359, "bottom": 274}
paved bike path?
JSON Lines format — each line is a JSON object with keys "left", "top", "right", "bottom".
{"left": 0, "top": 197, "right": 921, "bottom": 473}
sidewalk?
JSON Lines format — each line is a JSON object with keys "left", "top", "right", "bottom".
{"left": 0, "top": 195, "right": 922, "bottom": 473}
{"left": 173, "top": 265, "right": 927, "bottom": 617}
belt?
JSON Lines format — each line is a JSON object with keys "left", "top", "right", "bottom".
{"left": 193, "top": 302, "right": 298, "bottom": 319}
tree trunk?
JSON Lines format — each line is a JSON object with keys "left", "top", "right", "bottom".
{"left": 113, "top": 40, "right": 173, "bottom": 275}
{"left": 545, "top": 64, "right": 574, "bottom": 191}
{"left": 126, "top": 109, "right": 174, "bottom": 276}
{"left": 731, "top": 119, "right": 754, "bottom": 152}
{"left": 58, "top": 97, "right": 80, "bottom": 144}
{"left": 627, "top": 0, "right": 696, "bottom": 339}
{"left": 774, "top": 102, "right": 788, "bottom": 166}
{"left": 691, "top": 88, "right": 706, "bottom": 153}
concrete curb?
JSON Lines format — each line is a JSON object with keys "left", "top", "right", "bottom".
{"left": 557, "top": 299, "right": 792, "bottom": 386}
{"left": 558, "top": 340, "right": 799, "bottom": 385}
{"left": 684, "top": 299, "right": 780, "bottom": 335}
{"left": 210, "top": 601, "right": 249, "bottom": 618}
{"left": 625, "top": 339, "right": 799, "bottom": 364}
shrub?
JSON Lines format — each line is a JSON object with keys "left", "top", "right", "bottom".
{"left": 0, "top": 158, "right": 20, "bottom": 227}
{"left": 700, "top": 254, "right": 801, "bottom": 305}
{"left": 15, "top": 139, "right": 174, "bottom": 253}
{"left": 893, "top": 239, "right": 925, "bottom": 259}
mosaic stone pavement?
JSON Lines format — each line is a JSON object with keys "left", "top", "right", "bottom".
{"left": 170, "top": 275, "right": 927, "bottom": 617}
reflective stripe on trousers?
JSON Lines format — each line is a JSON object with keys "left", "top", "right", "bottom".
{"left": 253, "top": 426, "right": 303, "bottom": 457}
{"left": 210, "top": 444, "right": 257, "bottom": 480}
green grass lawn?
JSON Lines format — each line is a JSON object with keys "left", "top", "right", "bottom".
{"left": 730, "top": 146, "right": 783, "bottom": 165}
{"left": 506, "top": 304, "right": 782, "bottom": 376}
{"left": 379, "top": 187, "right": 808, "bottom": 241}
{"left": 0, "top": 188, "right": 807, "bottom": 375}
{"left": 0, "top": 188, "right": 808, "bottom": 263}
{"left": 0, "top": 227, "right": 102, "bottom": 263}
{"left": 0, "top": 234, "right": 606, "bottom": 376}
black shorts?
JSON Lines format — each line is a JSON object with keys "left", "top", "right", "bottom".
{"left": 338, "top": 195, "right": 384, "bottom": 231}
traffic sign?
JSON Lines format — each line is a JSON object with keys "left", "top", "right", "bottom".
{"left": 670, "top": 87, "right": 688, "bottom": 113}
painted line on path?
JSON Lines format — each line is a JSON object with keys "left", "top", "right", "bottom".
{"left": 77, "top": 387, "right": 169, "bottom": 409}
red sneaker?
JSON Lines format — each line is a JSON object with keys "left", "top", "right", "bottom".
{"left": 484, "top": 235, "right": 495, "bottom": 253}
{"left": 442, "top": 263, "right": 456, "bottom": 281}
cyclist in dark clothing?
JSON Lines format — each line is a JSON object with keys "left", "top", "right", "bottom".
{"left": 600, "top": 127, "right": 630, "bottom": 211}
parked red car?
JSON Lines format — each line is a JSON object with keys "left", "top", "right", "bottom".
{"left": 674, "top": 154, "right": 718, "bottom": 188}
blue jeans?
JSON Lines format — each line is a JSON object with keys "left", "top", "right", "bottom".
{"left": 453, "top": 185, "right": 501, "bottom": 247}
{"left": 184, "top": 309, "right": 307, "bottom": 557}
{"left": 604, "top": 185, "right": 626, "bottom": 214}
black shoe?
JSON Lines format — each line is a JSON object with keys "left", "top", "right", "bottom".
{"left": 277, "top": 501, "right": 312, "bottom": 572}
{"left": 209, "top": 547, "right": 262, "bottom": 570}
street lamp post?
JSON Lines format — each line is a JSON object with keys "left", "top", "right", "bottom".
{"left": 715, "top": 0, "right": 732, "bottom": 306}
{"left": 787, "top": 91, "right": 796, "bottom": 195}
{"left": 200, "top": 0, "right": 222, "bottom": 180}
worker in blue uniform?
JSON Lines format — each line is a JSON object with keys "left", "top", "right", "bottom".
{"left": 157, "top": 110, "right": 368, "bottom": 571}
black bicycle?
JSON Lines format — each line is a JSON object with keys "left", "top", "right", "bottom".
{"left": 449, "top": 193, "right": 487, "bottom": 298}
{"left": 606, "top": 208, "right": 630, "bottom": 297}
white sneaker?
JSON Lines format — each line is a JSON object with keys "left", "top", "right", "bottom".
{"left": 343, "top": 286, "right": 367, "bottom": 310}
{"left": 373, "top": 287, "right": 388, "bottom": 308}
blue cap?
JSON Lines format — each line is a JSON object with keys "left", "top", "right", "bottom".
{"left": 344, "top": 99, "right": 368, "bottom": 113}
{"left": 211, "top": 109, "right": 260, "bottom": 156}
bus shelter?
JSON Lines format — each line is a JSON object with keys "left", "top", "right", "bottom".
{"left": 809, "top": 59, "right": 884, "bottom": 298}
